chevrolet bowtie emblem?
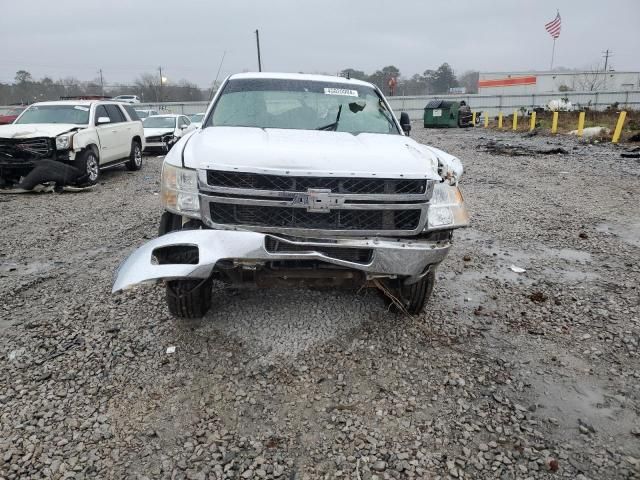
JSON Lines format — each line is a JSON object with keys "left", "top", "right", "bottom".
{"left": 291, "top": 188, "right": 345, "bottom": 212}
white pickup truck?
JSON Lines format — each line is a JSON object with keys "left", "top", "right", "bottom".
{"left": 113, "top": 73, "right": 469, "bottom": 318}
{"left": 0, "top": 100, "right": 144, "bottom": 191}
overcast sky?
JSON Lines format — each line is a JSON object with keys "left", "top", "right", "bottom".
{"left": 1, "top": 0, "right": 638, "bottom": 87}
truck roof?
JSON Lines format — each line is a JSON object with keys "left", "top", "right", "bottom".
{"left": 228, "top": 72, "right": 375, "bottom": 88}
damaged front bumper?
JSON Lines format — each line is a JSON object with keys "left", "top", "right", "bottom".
{"left": 112, "top": 229, "right": 451, "bottom": 292}
{"left": 0, "top": 156, "right": 80, "bottom": 191}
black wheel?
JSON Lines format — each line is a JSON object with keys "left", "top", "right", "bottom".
{"left": 166, "top": 278, "right": 213, "bottom": 319}
{"left": 398, "top": 269, "right": 436, "bottom": 315}
{"left": 126, "top": 140, "right": 143, "bottom": 171}
{"left": 159, "top": 212, "right": 213, "bottom": 319}
{"left": 74, "top": 148, "right": 100, "bottom": 186}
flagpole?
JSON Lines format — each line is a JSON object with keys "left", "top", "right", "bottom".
{"left": 550, "top": 37, "right": 556, "bottom": 70}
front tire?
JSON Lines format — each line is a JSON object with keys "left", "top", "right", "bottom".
{"left": 159, "top": 212, "right": 213, "bottom": 319}
{"left": 399, "top": 270, "right": 436, "bottom": 314}
{"left": 166, "top": 278, "right": 213, "bottom": 319}
{"left": 126, "top": 140, "right": 142, "bottom": 171}
{"left": 74, "top": 148, "right": 100, "bottom": 186}
{"left": 382, "top": 269, "right": 436, "bottom": 315}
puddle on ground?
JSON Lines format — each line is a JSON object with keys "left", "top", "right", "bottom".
{"left": 457, "top": 228, "right": 597, "bottom": 285}
{"left": 596, "top": 222, "right": 640, "bottom": 248}
{"left": 529, "top": 374, "right": 638, "bottom": 446}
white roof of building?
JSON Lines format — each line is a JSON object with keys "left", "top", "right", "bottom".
{"left": 228, "top": 72, "right": 375, "bottom": 88}
{"left": 481, "top": 70, "right": 640, "bottom": 77}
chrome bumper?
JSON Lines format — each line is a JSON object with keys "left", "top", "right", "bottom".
{"left": 112, "top": 230, "right": 450, "bottom": 292}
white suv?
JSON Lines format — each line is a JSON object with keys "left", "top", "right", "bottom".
{"left": 113, "top": 95, "right": 141, "bottom": 104}
{"left": 0, "top": 100, "right": 145, "bottom": 190}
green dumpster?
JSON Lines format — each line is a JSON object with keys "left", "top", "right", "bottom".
{"left": 424, "top": 100, "right": 471, "bottom": 128}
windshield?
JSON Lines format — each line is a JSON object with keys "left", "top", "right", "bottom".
{"left": 143, "top": 116, "right": 176, "bottom": 128}
{"left": 190, "top": 113, "right": 204, "bottom": 123}
{"left": 15, "top": 105, "right": 89, "bottom": 125}
{"left": 207, "top": 78, "right": 399, "bottom": 135}
{"left": 117, "top": 96, "right": 133, "bottom": 99}
{"left": 135, "top": 110, "right": 150, "bottom": 119}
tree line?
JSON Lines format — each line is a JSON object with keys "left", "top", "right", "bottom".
{"left": 1, "top": 64, "right": 479, "bottom": 105}
{"left": 340, "top": 64, "right": 479, "bottom": 96}
{"left": 0, "top": 70, "right": 207, "bottom": 105}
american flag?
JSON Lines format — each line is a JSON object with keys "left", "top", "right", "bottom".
{"left": 545, "top": 12, "right": 562, "bottom": 39}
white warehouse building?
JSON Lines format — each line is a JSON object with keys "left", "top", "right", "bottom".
{"left": 478, "top": 71, "right": 640, "bottom": 95}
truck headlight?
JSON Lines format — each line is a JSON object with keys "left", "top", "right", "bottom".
{"left": 426, "top": 183, "right": 469, "bottom": 230}
{"left": 160, "top": 163, "right": 201, "bottom": 218}
{"left": 55, "top": 134, "right": 73, "bottom": 150}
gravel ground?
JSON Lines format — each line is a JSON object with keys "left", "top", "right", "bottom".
{"left": 1, "top": 127, "right": 639, "bottom": 480}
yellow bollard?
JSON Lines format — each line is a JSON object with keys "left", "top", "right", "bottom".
{"left": 577, "top": 112, "right": 585, "bottom": 137}
{"left": 612, "top": 111, "right": 627, "bottom": 143}
{"left": 512, "top": 110, "right": 518, "bottom": 131}
{"left": 530, "top": 111, "right": 537, "bottom": 131}
{"left": 551, "top": 111, "right": 559, "bottom": 134}
{"left": 498, "top": 112, "right": 503, "bottom": 129}
{"left": 484, "top": 113, "right": 489, "bottom": 128}
{"left": 472, "top": 111, "right": 476, "bottom": 126}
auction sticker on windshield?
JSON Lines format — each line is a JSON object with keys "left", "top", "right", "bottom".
{"left": 324, "top": 88, "right": 358, "bottom": 97}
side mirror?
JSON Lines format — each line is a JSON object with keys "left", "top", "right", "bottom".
{"left": 97, "top": 116, "right": 111, "bottom": 125}
{"left": 400, "top": 112, "right": 411, "bottom": 135}
{"left": 180, "top": 124, "right": 188, "bottom": 130}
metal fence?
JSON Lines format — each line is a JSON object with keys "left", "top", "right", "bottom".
{"left": 386, "top": 90, "right": 640, "bottom": 120}
{"left": 2, "top": 90, "right": 638, "bottom": 120}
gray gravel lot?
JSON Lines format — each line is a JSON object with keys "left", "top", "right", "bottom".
{"left": 1, "top": 127, "right": 639, "bottom": 479}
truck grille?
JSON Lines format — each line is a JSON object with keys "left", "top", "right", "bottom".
{"left": 209, "top": 203, "right": 421, "bottom": 231}
{"left": 206, "top": 170, "right": 426, "bottom": 195}
{"left": 0, "top": 137, "right": 53, "bottom": 160}
{"left": 201, "top": 169, "right": 431, "bottom": 235}
{"left": 265, "top": 237, "right": 372, "bottom": 263}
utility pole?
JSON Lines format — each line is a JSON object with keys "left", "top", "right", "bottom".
{"left": 602, "top": 49, "right": 613, "bottom": 71}
{"left": 99, "top": 69, "right": 104, "bottom": 97}
{"left": 255, "top": 29, "right": 262, "bottom": 72}
{"left": 158, "top": 66, "right": 163, "bottom": 102}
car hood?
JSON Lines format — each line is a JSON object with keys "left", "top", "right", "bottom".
{"left": 144, "top": 128, "right": 174, "bottom": 137}
{"left": 182, "top": 127, "right": 446, "bottom": 180}
{"left": 0, "top": 123, "right": 83, "bottom": 139}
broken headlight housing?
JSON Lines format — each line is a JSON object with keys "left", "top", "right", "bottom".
{"left": 160, "top": 163, "right": 201, "bottom": 218}
{"left": 55, "top": 134, "right": 73, "bottom": 150}
{"left": 426, "top": 182, "right": 469, "bottom": 230}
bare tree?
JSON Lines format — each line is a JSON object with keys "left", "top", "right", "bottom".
{"left": 572, "top": 64, "right": 607, "bottom": 91}
{"left": 135, "top": 73, "right": 161, "bottom": 102}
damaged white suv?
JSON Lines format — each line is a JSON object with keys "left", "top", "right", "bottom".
{"left": 113, "top": 73, "right": 469, "bottom": 318}
{"left": 0, "top": 100, "right": 144, "bottom": 191}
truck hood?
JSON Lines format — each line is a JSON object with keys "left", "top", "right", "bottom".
{"left": 0, "top": 124, "right": 82, "bottom": 139}
{"left": 182, "top": 127, "right": 443, "bottom": 180}
{"left": 144, "top": 128, "right": 175, "bottom": 137}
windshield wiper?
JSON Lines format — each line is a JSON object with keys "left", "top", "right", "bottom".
{"left": 316, "top": 104, "right": 342, "bottom": 131}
